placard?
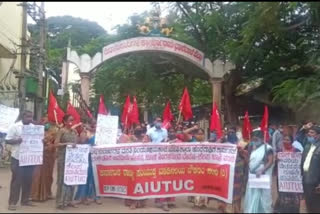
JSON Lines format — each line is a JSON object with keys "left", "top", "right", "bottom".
{"left": 95, "top": 114, "right": 118, "bottom": 145}
{"left": 64, "top": 144, "right": 90, "bottom": 185}
{"left": 277, "top": 152, "right": 303, "bottom": 193}
{"left": 19, "top": 125, "right": 44, "bottom": 166}
{"left": 248, "top": 173, "right": 271, "bottom": 189}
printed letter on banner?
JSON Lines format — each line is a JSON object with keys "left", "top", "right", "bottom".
{"left": 91, "top": 143, "right": 237, "bottom": 204}
{"left": 19, "top": 125, "right": 44, "bottom": 166}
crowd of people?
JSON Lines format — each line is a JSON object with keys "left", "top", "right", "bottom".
{"left": 1, "top": 110, "right": 320, "bottom": 213}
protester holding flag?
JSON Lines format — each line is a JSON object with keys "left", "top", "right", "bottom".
{"left": 244, "top": 130, "right": 274, "bottom": 213}
{"left": 54, "top": 114, "right": 79, "bottom": 210}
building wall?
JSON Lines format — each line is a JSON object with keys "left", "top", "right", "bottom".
{"left": 0, "top": 2, "right": 32, "bottom": 110}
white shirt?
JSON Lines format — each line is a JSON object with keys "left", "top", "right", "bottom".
{"left": 5, "top": 121, "right": 34, "bottom": 160}
{"left": 303, "top": 144, "right": 316, "bottom": 172}
{"left": 292, "top": 140, "right": 304, "bottom": 152}
{"left": 5, "top": 121, "right": 23, "bottom": 160}
{"left": 146, "top": 126, "right": 168, "bottom": 143}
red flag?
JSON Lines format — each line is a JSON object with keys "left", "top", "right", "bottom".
{"left": 162, "top": 101, "right": 174, "bottom": 129}
{"left": 47, "top": 91, "right": 65, "bottom": 124}
{"left": 178, "top": 87, "right": 193, "bottom": 121}
{"left": 98, "top": 95, "right": 108, "bottom": 115}
{"left": 130, "top": 96, "right": 140, "bottom": 125}
{"left": 260, "top": 105, "right": 269, "bottom": 143}
{"left": 210, "top": 102, "right": 223, "bottom": 139}
{"left": 242, "top": 111, "right": 253, "bottom": 141}
{"left": 121, "top": 95, "right": 131, "bottom": 129}
{"left": 67, "top": 101, "right": 81, "bottom": 125}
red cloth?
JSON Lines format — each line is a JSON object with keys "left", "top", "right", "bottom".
{"left": 98, "top": 95, "right": 108, "bottom": 115}
{"left": 121, "top": 95, "right": 131, "bottom": 129}
{"left": 178, "top": 87, "right": 193, "bottom": 121}
{"left": 260, "top": 105, "right": 270, "bottom": 143}
{"left": 47, "top": 91, "right": 65, "bottom": 124}
{"left": 66, "top": 101, "right": 81, "bottom": 125}
{"left": 129, "top": 96, "right": 140, "bottom": 125}
{"left": 210, "top": 102, "right": 223, "bottom": 139}
{"left": 162, "top": 101, "right": 174, "bottom": 129}
{"left": 242, "top": 111, "right": 253, "bottom": 141}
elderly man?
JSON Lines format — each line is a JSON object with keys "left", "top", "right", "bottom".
{"left": 301, "top": 126, "right": 320, "bottom": 213}
{"left": 5, "top": 110, "right": 36, "bottom": 211}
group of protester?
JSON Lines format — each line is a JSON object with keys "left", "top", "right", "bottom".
{"left": 2, "top": 110, "right": 320, "bottom": 213}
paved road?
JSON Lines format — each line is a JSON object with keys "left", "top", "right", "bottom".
{"left": 0, "top": 166, "right": 223, "bottom": 213}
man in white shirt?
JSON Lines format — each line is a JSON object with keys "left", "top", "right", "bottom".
{"left": 5, "top": 110, "right": 35, "bottom": 210}
{"left": 146, "top": 117, "right": 168, "bottom": 143}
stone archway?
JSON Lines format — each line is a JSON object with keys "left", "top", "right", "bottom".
{"left": 63, "top": 36, "right": 235, "bottom": 111}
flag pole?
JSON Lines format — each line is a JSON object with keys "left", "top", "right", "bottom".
{"left": 176, "top": 109, "right": 182, "bottom": 125}
{"left": 54, "top": 109, "right": 58, "bottom": 125}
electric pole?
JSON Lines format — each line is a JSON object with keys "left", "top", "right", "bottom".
{"left": 18, "top": 2, "right": 28, "bottom": 112}
{"left": 36, "top": 2, "right": 46, "bottom": 120}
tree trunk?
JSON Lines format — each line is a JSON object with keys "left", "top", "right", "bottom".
{"left": 223, "top": 69, "right": 242, "bottom": 126}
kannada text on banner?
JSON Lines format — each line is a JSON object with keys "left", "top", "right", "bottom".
{"left": 91, "top": 143, "right": 237, "bottom": 203}
{"left": 277, "top": 152, "right": 303, "bottom": 193}
{"left": 95, "top": 115, "right": 118, "bottom": 146}
{"left": 19, "top": 125, "right": 44, "bottom": 166}
{"left": 64, "top": 144, "right": 90, "bottom": 185}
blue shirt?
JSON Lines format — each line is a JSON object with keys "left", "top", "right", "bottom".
{"left": 147, "top": 127, "right": 168, "bottom": 143}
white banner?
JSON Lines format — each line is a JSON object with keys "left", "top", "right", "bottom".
{"left": 95, "top": 115, "right": 118, "bottom": 146}
{"left": 0, "top": 104, "right": 19, "bottom": 133}
{"left": 277, "top": 152, "right": 303, "bottom": 193}
{"left": 19, "top": 125, "right": 44, "bottom": 166}
{"left": 64, "top": 144, "right": 90, "bottom": 185}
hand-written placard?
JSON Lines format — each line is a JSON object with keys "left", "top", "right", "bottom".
{"left": 0, "top": 104, "right": 19, "bottom": 133}
{"left": 248, "top": 173, "right": 271, "bottom": 189}
{"left": 64, "top": 144, "right": 90, "bottom": 185}
{"left": 277, "top": 152, "right": 303, "bottom": 193}
{"left": 95, "top": 115, "right": 118, "bottom": 146}
{"left": 19, "top": 125, "right": 44, "bottom": 166}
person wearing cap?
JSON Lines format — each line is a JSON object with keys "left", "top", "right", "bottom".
{"left": 301, "top": 126, "right": 320, "bottom": 213}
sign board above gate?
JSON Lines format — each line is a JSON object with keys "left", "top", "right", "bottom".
{"left": 102, "top": 37, "right": 205, "bottom": 68}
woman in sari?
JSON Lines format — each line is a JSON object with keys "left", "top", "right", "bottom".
{"left": 244, "top": 130, "right": 274, "bottom": 213}
{"left": 55, "top": 114, "right": 79, "bottom": 210}
{"left": 74, "top": 119, "right": 102, "bottom": 206}
{"left": 31, "top": 121, "right": 57, "bottom": 201}
{"left": 209, "top": 127, "right": 249, "bottom": 213}
{"left": 274, "top": 134, "right": 302, "bottom": 213}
